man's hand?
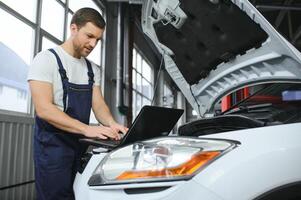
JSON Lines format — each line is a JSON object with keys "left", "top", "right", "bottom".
{"left": 109, "top": 122, "right": 129, "bottom": 136}
{"left": 83, "top": 125, "right": 120, "bottom": 140}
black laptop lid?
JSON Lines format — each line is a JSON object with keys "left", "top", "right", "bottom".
{"left": 119, "top": 105, "right": 184, "bottom": 147}
{"left": 79, "top": 106, "right": 184, "bottom": 149}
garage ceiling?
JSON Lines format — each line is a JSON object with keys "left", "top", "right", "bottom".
{"left": 251, "top": 0, "right": 301, "bottom": 51}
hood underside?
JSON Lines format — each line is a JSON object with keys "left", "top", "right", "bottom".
{"left": 141, "top": 0, "right": 301, "bottom": 117}
{"left": 153, "top": 0, "right": 268, "bottom": 85}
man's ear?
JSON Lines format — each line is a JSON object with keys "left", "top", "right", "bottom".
{"left": 70, "top": 24, "right": 78, "bottom": 35}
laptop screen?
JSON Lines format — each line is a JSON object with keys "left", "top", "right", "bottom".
{"left": 80, "top": 106, "right": 184, "bottom": 149}
{"left": 119, "top": 105, "right": 184, "bottom": 147}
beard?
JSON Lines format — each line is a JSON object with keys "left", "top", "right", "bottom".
{"left": 73, "top": 40, "right": 93, "bottom": 58}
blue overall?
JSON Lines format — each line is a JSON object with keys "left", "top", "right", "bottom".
{"left": 34, "top": 49, "right": 94, "bottom": 200}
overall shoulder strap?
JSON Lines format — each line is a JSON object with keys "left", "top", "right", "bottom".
{"left": 84, "top": 58, "right": 95, "bottom": 86}
{"left": 48, "top": 48, "right": 68, "bottom": 112}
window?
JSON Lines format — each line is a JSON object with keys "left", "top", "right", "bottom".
{"left": 1, "top": 0, "right": 37, "bottom": 22}
{"left": 68, "top": 0, "right": 102, "bottom": 14}
{"left": 0, "top": 8, "right": 34, "bottom": 113}
{"left": 163, "top": 83, "right": 174, "bottom": 107}
{"left": 0, "top": 9, "right": 34, "bottom": 65}
{"left": 66, "top": 12, "right": 73, "bottom": 40}
{"left": 132, "top": 48, "right": 153, "bottom": 118}
{"left": 41, "top": 0, "right": 65, "bottom": 40}
{"left": 18, "top": 90, "right": 27, "bottom": 99}
{"left": 87, "top": 41, "right": 102, "bottom": 66}
{"left": 42, "top": 37, "right": 58, "bottom": 51}
{"left": 0, "top": 0, "right": 105, "bottom": 117}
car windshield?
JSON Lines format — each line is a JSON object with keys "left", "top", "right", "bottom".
{"left": 222, "top": 83, "right": 301, "bottom": 123}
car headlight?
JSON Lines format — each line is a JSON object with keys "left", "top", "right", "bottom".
{"left": 88, "top": 137, "right": 238, "bottom": 186}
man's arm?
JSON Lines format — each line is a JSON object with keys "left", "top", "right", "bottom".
{"left": 29, "top": 80, "right": 119, "bottom": 139}
{"left": 92, "top": 85, "right": 128, "bottom": 134}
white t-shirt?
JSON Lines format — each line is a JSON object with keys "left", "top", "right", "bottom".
{"left": 27, "top": 46, "right": 101, "bottom": 110}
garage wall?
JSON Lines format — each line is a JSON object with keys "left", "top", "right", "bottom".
{"left": 103, "top": 3, "right": 162, "bottom": 123}
{"left": 133, "top": 19, "right": 161, "bottom": 70}
{"left": 0, "top": 113, "right": 35, "bottom": 200}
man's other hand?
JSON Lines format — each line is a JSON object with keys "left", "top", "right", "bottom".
{"left": 83, "top": 125, "right": 120, "bottom": 140}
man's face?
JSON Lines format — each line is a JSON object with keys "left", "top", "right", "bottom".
{"left": 71, "top": 22, "right": 104, "bottom": 58}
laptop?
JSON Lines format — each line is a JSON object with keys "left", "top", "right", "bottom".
{"left": 79, "top": 105, "right": 184, "bottom": 150}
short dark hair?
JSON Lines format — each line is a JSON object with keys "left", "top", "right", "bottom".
{"left": 71, "top": 7, "right": 106, "bottom": 29}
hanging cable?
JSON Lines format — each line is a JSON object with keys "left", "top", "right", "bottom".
{"left": 189, "top": 85, "right": 202, "bottom": 116}
{"left": 151, "top": 54, "right": 165, "bottom": 106}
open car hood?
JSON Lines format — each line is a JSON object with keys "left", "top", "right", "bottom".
{"left": 141, "top": 0, "right": 301, "bottom": 117}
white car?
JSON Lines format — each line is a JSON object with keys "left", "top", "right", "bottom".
{"left": 74, "top": 0, "right": 301, "bottom": 199}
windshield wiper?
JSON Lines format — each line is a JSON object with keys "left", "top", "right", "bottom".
{"left": 220, "top": 84, "right": 272, "bottom": 115}
{"left": 224, "top": 103, "right": 273, "bottom": 115}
